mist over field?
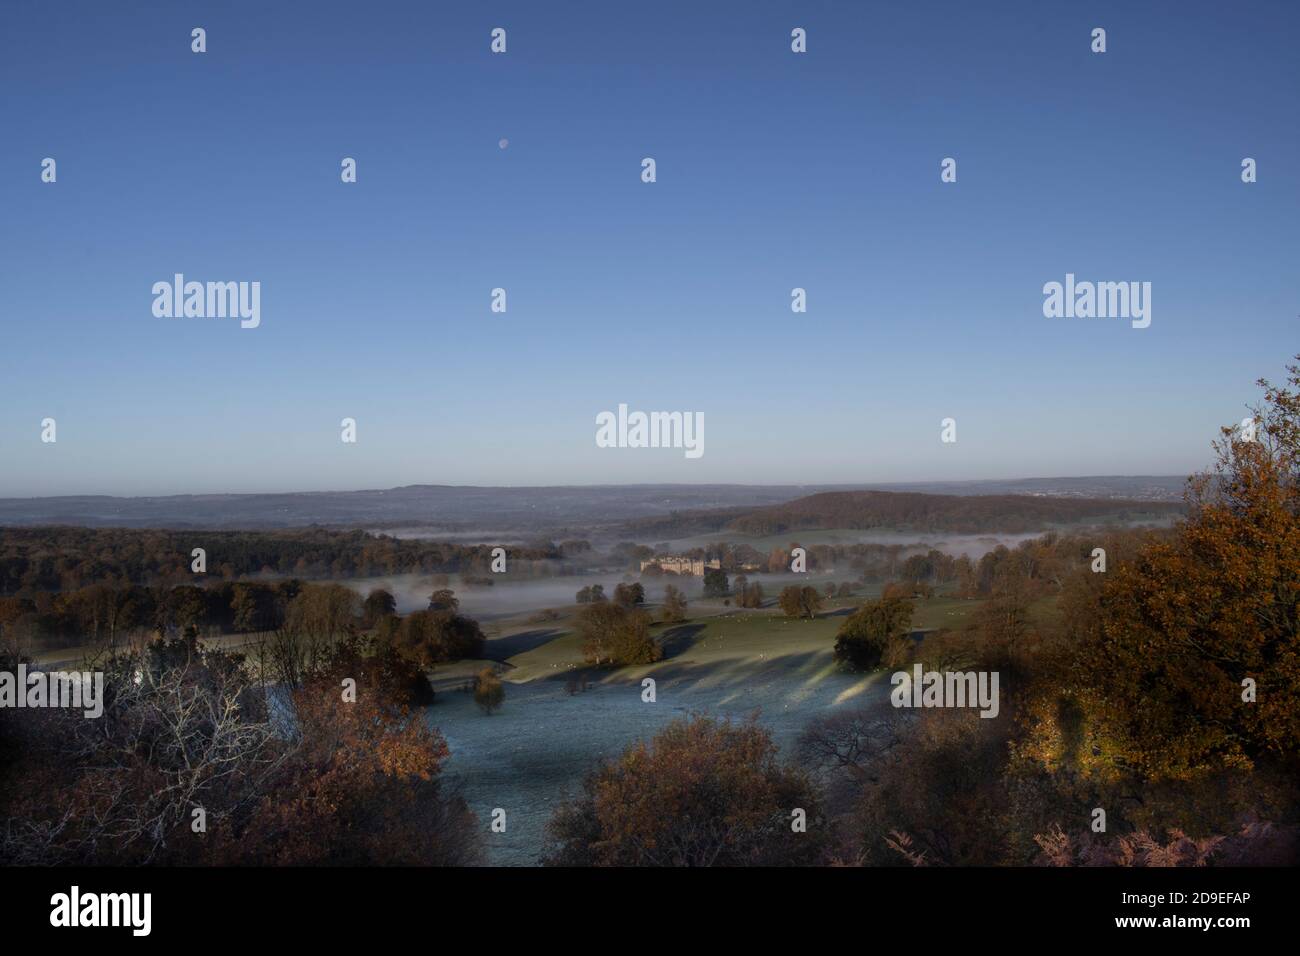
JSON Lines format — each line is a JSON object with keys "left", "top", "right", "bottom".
{"left": 345, "top": 526, "right": 1153, "bottom": 621}
{"left": 348, "top": 569, "right": 860, "bottom": 621}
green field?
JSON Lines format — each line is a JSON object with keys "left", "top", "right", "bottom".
{"left": 492, "top": 591, "right": 1003, "bottom": 684}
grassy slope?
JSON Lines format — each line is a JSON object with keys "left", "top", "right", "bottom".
{"left": 496, "top": 590, "right": 1038, "bottom": 684}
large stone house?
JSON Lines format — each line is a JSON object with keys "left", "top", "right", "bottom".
{"left": 640, "top": 555, "right": 722, "bottom": 576}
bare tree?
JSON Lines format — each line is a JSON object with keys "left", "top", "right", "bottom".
{"left": 797, "top": 708, "right": 909, "bottom": 785}
{"left": 1, "top": 646, "right": 289, "bottom": 865}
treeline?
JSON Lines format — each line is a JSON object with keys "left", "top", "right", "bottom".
{"left": 0, "top": 526, "right": 593, "bottom": 596}
{"left": 890, "top": 529, "right": 1162, "bottom": 598}
{"left": 633, "top": 531, "right": 1166, "bottom": 596}
{"left": 1, "top": 580, "right": 296, "bottom": 650}
{"left": 620, "top": 507, "right": 752, "bottom": 538}
{"left": 0, "top": 575, "right": 493, "bottom": 667}
{"left": 725, "top": 489, "right": 1183, "bottom": 535}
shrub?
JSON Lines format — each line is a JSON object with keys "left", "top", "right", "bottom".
{"left": 544, "top": 715, "right": 826, "bottom": 866}
{"left": 473, "top": 668, "right": 505, "bottom": 715}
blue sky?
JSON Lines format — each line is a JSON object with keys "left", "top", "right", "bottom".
{"left": 1, "top": 0, "right": 1296, "bottom": 496}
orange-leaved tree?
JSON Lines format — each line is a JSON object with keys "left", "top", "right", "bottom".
{"left": 1029, "top": 359, "right": 1300, "bottom": 781}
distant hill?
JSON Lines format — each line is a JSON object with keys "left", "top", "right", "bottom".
{"left": 721, "top": 490, "right": 1184, "bottom": 536}
{"left": 0, "top": 478, "right": 1190, "bottom": 535}
{"left": 0, "top": 484, "right": 835, "bottom": 531}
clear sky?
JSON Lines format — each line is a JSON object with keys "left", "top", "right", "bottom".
{"left": 1, "top": 0, "right": 1296, "bottom": 496}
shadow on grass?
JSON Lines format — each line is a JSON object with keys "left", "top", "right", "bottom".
{"left": 658, "top": 623, "right": 706, "bottom": 658}
{"left": 484, "top": 628, "right": 564, "bottom": 660}
{"left": 531, "top": 649, "right": 852, "bottom": 707}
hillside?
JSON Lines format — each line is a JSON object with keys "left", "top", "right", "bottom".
{"left": 619, "top": 489, "right": 1185, "bottom": 538}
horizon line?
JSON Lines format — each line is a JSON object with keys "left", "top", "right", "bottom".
{"left": 0, "top": 473, "right": 1195, "bottom": 503}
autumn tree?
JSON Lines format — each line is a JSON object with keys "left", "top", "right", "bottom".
{"left": 778, "top": 585, "right": 822, "bottom": 620}
{"left": 660, "top": 584, "right": 688, "bottom": 623}
{"left": 391, "top": 608, "right": 486, "bottom": 667}
{"left": 974, "top": 577, "right": 1031, "bottom": 648}
{"left": 613, "top": 582, "right": 646, "bottom": 608}
{"left": 223, "top": 673, "right": 481, "bottom": 865}
{"left": 362, "top": 588, "right": 397, "bottom": 627}
{"left": 737, "top": 579, "right": 765, "bottom": 609}
{"left": 1022, "top": 359, "right": 1300, "bottom": 782}
{"left": 264, "top": 583, "right": 360, "bottom": 688}
{"left": 427, "top": 588, "right": 459, "bottom": 612}
{"left": 318, "top": 632, "right": 435, "bottom": 707}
